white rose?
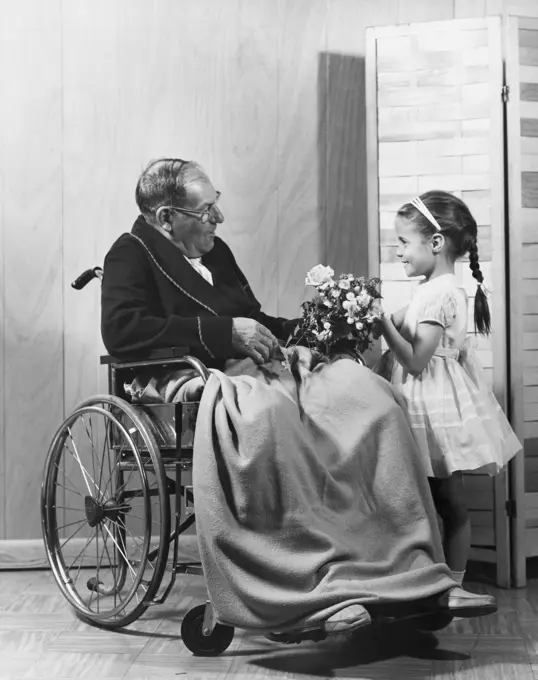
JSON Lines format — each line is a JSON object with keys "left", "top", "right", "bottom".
{"left": 323, "top": 322, "right": 331, "bottom": 330}
{"left": 357, "top": 291, "right": 371, "bottom": 307}
{"left": 338, "top": 279, "right": 351, "bottom": 290}
{"left": 355, "top": 321, "right": 364, "bottom": 330}
{"left": 347, "top": 317, "right": 354, "bottom": 324}
{"left": 305, "top": 264, "right": 335, "bottom": 287}
{"left": 346, "top": 292, "right": 355, "bottom": 301}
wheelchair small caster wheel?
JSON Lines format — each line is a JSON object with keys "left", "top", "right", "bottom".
{"left": 181, "top": 604, "right": 235, "bottom": 656}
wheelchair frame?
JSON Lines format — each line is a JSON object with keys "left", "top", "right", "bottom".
{"left": 41, "top": 267, "right": 235, "bottom": 655}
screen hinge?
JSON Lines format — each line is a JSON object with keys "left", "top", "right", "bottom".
{"left": 502, "top": 85, "right": 510, "bottom": 103}
{"left": 506, "top": 499, "right": 517, "bottom": 518}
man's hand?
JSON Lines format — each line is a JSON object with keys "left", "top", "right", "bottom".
{"left": 231, "top": 318, "right": 279, "bottom": 364}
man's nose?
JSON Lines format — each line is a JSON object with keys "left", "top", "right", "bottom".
{"left": 210, "top": 205, "right": 224, "bottom": 224}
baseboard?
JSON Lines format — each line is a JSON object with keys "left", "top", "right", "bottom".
{"left": 0, "top": 535, "right": 200, "bottom": 570}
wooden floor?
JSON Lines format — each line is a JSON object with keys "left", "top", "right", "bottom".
{"left": 2, "top": 565, "right": 538, "bottom": 680}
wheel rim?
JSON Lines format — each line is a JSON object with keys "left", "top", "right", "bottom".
{"left": 41, "top": 398, "right": 169, "bottom": 625}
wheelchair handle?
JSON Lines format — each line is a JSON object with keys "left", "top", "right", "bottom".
{"left": 71, "top": 267, "right": 103, "bottom": 290}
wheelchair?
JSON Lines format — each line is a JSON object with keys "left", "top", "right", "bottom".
{"left": 41, "top": 267, "right": 455, "bottom": 657}
{"left": 41, "top": 266, "right": 235, "bottom": 656}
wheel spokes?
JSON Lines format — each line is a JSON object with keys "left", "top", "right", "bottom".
{"left": 45, "top": 405, "right": 154, "bottom": 617}
{"left": 42, "top": 398, "right": 170, "bottom": 626}
{"left": 65, "top": 428, "right": 103, "bottom": 499}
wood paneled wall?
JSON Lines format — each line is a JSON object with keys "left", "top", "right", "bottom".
{"left": 1, "top": 0, "right": 538, "bottom": 545}
{"left": 0, "top": 2, "right": 64, "bottom": 543}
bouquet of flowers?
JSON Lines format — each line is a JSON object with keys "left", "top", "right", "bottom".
{"left": 287, "top": 264, "right": 382, "bottom": 359}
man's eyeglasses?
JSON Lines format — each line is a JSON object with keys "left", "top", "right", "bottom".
{"left": 160, "top": 192, "right": 221, "bottom": 224}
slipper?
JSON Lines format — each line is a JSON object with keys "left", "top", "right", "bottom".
{"left": 266, "top": 604, "right": 372, "bottom": 643}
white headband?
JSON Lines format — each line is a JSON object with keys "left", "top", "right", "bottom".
{"left": 410, "top": 196, "right": 442, "bottom": 231}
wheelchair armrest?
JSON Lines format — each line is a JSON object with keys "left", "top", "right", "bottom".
{"left": 100, "top": 346, "right": 190, "bottom": 365}
{"left": 100, "top": 347, "right": 211, "bottom": 383}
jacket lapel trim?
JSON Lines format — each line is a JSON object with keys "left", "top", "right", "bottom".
{"left": 129, "top": 233, "right": 218, "bottom": 316}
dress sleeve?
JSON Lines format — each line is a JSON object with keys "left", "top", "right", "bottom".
{"left": 416, "top": 289, "right": 457, "bottom": 328}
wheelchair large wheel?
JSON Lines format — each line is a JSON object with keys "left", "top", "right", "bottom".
{"left": 41, "top": 395, "right": 171, "bottom": 629}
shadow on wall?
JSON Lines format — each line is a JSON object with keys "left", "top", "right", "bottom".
{"left": 318, "top": 51, "right": 370, "bottom": 279}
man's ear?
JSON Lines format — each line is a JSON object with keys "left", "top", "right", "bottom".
{"left": 156, "top": 206, "right": 172, "bottom": 230}
{"left": 431, "top": 233, "right": 445, "bottom": 254}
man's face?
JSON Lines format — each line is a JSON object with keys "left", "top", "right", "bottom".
{"left": 170, "top": 171, "right": 224, "bottom": 257}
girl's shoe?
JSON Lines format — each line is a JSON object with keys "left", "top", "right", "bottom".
{"left": 439, "top": 586, "right": 497, "bottom": 617}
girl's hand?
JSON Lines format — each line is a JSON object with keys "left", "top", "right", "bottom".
{"left": 371, "top": 300, "right": 386, "bottom": 339}
{"left": 372, "top": 299, "right": 386, "bottom": 321}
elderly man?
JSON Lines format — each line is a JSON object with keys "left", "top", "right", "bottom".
{"left": 101, "top": 158, "right": 496, "bottom": 640}
{"left": 102, "top": 158, "right": 294, "bottom": 366}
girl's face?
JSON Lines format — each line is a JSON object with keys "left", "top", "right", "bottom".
{"left": 395, "top": 216, "right": 436, "bottom": 278}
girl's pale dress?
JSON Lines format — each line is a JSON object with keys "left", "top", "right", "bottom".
{"left": 389, "top": 274, "right": 521, "bottom": 478}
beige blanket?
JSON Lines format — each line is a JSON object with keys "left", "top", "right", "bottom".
{"left": 191, "top": 348, "right": 455, "bottom": 633}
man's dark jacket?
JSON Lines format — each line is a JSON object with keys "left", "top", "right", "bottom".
{"left": 101, "top": 217, "right": 295, "bottom": 366}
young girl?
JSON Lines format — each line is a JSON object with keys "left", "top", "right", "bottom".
{"left": 375, "top": 190, "right": 522, "bottom": 594}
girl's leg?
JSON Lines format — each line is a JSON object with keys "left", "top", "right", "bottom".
{"left": 429, "top": 474, "right": 497, "bottom": 616}
{"left": 429, "top": 472, "right": 470, "bottom": 573}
